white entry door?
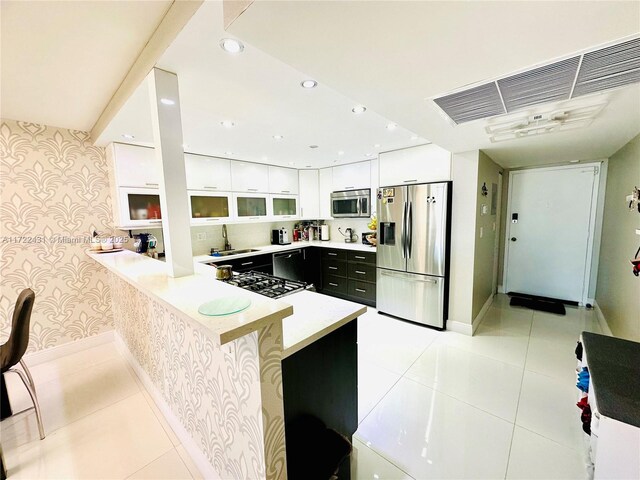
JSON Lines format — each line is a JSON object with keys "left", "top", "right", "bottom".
{"left": 505, "top": 164, "right": 600, "bottom": 304}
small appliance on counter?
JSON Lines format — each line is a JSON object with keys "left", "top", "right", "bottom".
{"left": 319, "top": 224, "right": 330, "bottom": 241}
{"left": 339, "top": 227, "right": 356, "bottom": 243}
{"left": 271, "top": 228, "right": 291, "bottom": 245}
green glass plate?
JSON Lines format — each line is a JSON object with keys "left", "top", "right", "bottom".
{"left": 198, "top": 297, "right": 251, "bottom": 316}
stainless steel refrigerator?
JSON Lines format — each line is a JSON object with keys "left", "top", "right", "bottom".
{"left": 376, "top": 181, "right": 452, "bottom": 329}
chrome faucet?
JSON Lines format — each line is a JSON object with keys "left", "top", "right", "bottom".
{"left": 222, "top": 224, "right": 232, "bottom": 251}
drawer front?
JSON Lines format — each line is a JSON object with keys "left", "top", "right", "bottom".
{"left": 322, "top": 249, "right": 348, "bottom": 262}
{"left": 322, "top": 274, "right": 348, "bottom": 295}
{"left": 348, "top": 263, "right": 376, "bottom": 282}
{"left": 323, "top": 259, "right": 347, "bottom": 278}
{"left": 348, "top": 280, "right": 376, "bottom": 302}
{"left": 348, "top": 251, "right": 376, "bottom": 265}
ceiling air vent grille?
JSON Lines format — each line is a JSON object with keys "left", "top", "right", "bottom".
{"left": 432, "top": 82, "right": 505, "bottom": 124}
{"left": 432, "top": 36, "right": 640, "bottom": 125}
{"left": 573, "top": 37, "right": 640, "bottom": 97}
{"left": 497, "top": 56, "right": 580, "bottom": 111}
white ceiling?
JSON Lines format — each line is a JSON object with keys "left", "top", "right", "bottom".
{"left": 228, "top": 0, "right": 640, "bottom": 168}
{"left": 95, "top": 1, "right": 424, "bottom": 168}
{"left": 0, "top": 0, "right": 172, "bottom": 131}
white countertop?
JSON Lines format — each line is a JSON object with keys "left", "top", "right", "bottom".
{"left": 194, "top": 240, "right": 376, "bottom": 264}
{"left": 88, "top": 250, "right": 366, "bottom": 354}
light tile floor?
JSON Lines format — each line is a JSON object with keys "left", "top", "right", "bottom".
{"left": 1, "top": 294, "right": 599, "bottom": 479}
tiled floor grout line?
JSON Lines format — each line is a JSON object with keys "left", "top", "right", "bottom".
{"left": 354, "top": 438, "right": 417, "bottom": 480}
{"left": 503, "top": 310, "right": 534, "bottom": 479}
{"left": 123, "top": 446, "right": 177, "bottom": 480}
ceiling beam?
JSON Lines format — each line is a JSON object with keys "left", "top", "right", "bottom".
{"left": 90, "top": 0, "right": 203, "bottom": 142}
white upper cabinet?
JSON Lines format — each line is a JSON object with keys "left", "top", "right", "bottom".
{"left": 231, "top": 161, "right": 269, "bottom": 193}
{"left": 379, "top": 144, "right": 451, "bottom": 186}
{"left": 185, "top": 154, "right": 231, "bottom": 191}
{"left": 113, "top": 143, "right": 160, "bottom": 188}
{"left": 319, "top": 167, "right": 333, "bottom": 219}
{"left": 370, "top": 157, "right": 379, "bottom": 215}
{"left": 299, "top": 169, "right": 320, "bottom": 219}
{"left": 268, "top": 166, "right": 299, "bottom": 194}
{"left": 332, "top": 161, "right": 371, "bottom": 192}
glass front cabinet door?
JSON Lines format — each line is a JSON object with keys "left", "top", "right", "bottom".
{"left": 233, "top": 193, "right": 269, "bottom": 221}
{"left": 188, "top": 191, "right": 231, "bottom": 224}
{"left": 118, "top": 187, "right": 163, "bottom": 228}
{"left": 270, "top": 194, "right": 299, "bottom": 219}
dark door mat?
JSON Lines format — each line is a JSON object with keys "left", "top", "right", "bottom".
{"left": 507, "top": 291, "right": 579, "bottom": 307}
{"left": 510, "top": 296, "right": 566, "bottom": 315}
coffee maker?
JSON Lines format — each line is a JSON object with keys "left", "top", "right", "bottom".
{"left": 271, "top": 228, "right": 291, "bottom": 245}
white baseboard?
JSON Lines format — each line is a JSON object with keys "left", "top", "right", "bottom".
{"left": 593, "top": 301, "right": 613, "bottom": 336}
{"left": 497, "top": 284, "right": 505, "bottom": 294}
{"left": 25, "top": 330, "right": 115, "bottom": 366}
{"left": 472, "top": 294, "right": 495, "bottom": 335}
{"left": 114, "top": 334, "right": 220, "bottom": 480}
{"left": 447, "top": 320, "right": 473, "bottom": 336}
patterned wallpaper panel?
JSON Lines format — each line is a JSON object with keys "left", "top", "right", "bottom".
{"left": 0, "top": 119, "right": 114, "bottom": 351}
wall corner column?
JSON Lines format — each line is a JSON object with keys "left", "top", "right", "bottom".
{"left": 147, "top": 67, "right": 194, "bottom": 277}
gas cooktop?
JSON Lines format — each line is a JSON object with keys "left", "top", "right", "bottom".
{"left": 224, "top": 271, "right": 313, "bottom": 299}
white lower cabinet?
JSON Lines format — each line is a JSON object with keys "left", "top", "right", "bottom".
{"left": 188, "top": 191, "right": 232, "bottom": 225}
{"left": 117, "top": 187, "right": 163, "bottom": 228}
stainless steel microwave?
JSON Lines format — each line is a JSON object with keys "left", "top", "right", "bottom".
{"left": 331, "top": 189, "right": 371, "bottom": 218}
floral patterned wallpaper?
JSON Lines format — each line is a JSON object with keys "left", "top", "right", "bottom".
{"left": 0, "top": 119, "right": 114, "bottom": 351}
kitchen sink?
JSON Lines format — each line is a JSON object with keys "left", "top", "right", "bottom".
{"left": 212, "top": 248, "right": 261, "bottom": 257}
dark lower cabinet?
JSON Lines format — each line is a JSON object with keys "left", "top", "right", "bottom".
{"left": 319, "top": 248, "right": 376, "bottom": 307}
{"left": 282, "top": 320, "right": 357, "bottom": 480}
{"left": 303, "top": 247, "right": 323, "bottom": 290}
{"left": 208, "top": 253, "right": 273, "bottom": 274}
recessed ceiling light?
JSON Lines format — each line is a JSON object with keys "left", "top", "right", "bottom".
{"left": 386, "top": 123, "right": 398, "bottom": 130}
{"left": 225, "top": 151, "right": 234, "bottom": 155}
{"left": 273, "top": 135, "right": 284, "bottom": 140}
{"left": 220, "top": 38, "right": 244, "bottom": 54}
{"left": 338, "top": 150, "right": 344, "bottom": 155}
{"left": 305, "top": 165, "right": 312, "bottom": 168}
{"left": 301, "top": 79, "right": 318, "bottom": 89}
{"left": 374, "top": 143, "right": 381, "bottom": 148}
{"left": 220, "top": 121, "right": 235, "bottom": 128}
{"left": 160, "top": 98, "right": 175, "bottom": 106}
{"left": 352, "top": 105, "right": 367, "bottom": 114}
{"left": 309, "top": 145, "right": 318, "bottom": 149}
{"left": 122, "top": 134, "right": 135, "bottom": 139}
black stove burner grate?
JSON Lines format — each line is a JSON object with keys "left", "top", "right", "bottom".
{"left": 224, "top": 271, "right": 310, "bottom": 299}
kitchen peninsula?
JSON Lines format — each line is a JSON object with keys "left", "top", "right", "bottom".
{"left": 87, "top": 249, "right": 366, "bottom": 480}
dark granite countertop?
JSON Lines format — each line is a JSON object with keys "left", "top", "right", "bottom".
{"left": 582, "top": 332, "right": 640, "bottom": 428}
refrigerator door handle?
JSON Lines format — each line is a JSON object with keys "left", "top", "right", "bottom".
{"left": 401, "top": 201, "right": 408, "bottom": 259}
{"left": 379, "top": 270, "right": 438, "bottom": 283}
{"left": 408, "top": 201, "right": 413, "bottom": 259}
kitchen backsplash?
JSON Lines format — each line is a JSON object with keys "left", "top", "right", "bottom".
{"left": 0, "top": 119, "right": 114, "bottom": 352}
{"left": 325, "top": 218, "right": 373, "bottom": 244}
{"left": 190, "top": 221, "right": 297, "bottom": 255}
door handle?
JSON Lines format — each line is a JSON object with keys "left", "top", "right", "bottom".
{"left": 401, "top": 201, "right": 407, "bottom": 259}
{"left": 510, "top": 237, "right": 517, "bottom": 242}
{"left": 408, "top": 201, "right": 413, "bottom": 259}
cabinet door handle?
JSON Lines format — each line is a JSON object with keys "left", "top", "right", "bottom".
{"left": 345, "top": 186, "right": 354, "bottom": 189}
{"left": 241, "top": 261, "right": 254, "bottom": 266}
{"left": 206, "top": 218, "right": 219, "bottom": 222}
{"left": 355, "top": 270, "right": 366, "bottom": 275}
{"left": 328, "top": 266, "right": 338, "bottom": 270}
{"left": 282, "top": 215, "right": 291, "bottom": 218}
{"left": 281, "top": 190, "right": 290, "bottom": 193}
{"left": 354, "top": 255, "right": 365, "bottom": 260}
{"left": 145, "top": 182, "right": 159, "bottom": 186}
{"left": 328, "top": 252, "right": 337, "bottom": 256}
{"left": 355, "top": 288, "right": 367, "bottom": 293}
{"left": 204, "top": 186, "right": 218, "bottom": 189}
{"left": 329, "top": 282, "right": 338, "bottom": 287}
{"left": 249, "top": 217, "right": 259, "bottom": 220}
{"left": 403, "top": 179, "right": 418, "bottom": 183}
{"left": 149, "top": 220, "right": 162, "bottom": 224}
{"left": 248, "top": 188, "right": 258, "bottom": 192}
